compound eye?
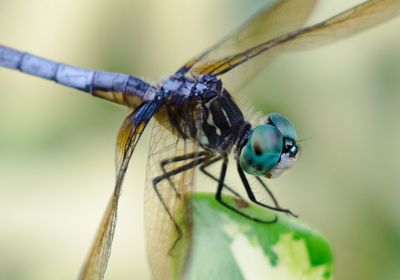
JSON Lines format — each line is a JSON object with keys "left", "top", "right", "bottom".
{"left": 239, "top": 125, "right": 283, "bottom": 176}
{"left": 250, "top": 125, "right": 283, "bottom": 155}
{"left": 268, "top": 113, "right": 297, "bottom": 141}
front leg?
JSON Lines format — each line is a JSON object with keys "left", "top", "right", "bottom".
{"left": 236, "top": 160, "right": 298, "bottom": 218}
{"left": 200, "top": 156, "right": 243, "bottom": 199}
{"left": 214, "top": 156, "right": 277, "bottom": 224}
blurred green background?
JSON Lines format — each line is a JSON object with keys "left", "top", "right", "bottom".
{"left": 0, "top": 0, "right": 400, "bottom": 279}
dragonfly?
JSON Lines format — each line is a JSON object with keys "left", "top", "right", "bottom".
{"left": 1, "top": 0, "right": 399, "bottom": 279}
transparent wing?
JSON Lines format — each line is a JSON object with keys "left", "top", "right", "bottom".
{"left": 177, "top": 0, "right": 317, "bottom": 90}
{"left": 190, "top": 0, "right": 400, "bottom": 91}
{"left": 144, "top": 108, "right": 200, "bottom": 280}
{"left": 180, "top": 0, "right": 317, "bottom": 73}
{"left": 79, "top": 102, "right": 158, "bottom": 280}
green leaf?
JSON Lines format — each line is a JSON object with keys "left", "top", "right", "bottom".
{"left": 174, "top": 193, "right": 333, "bottom": 280}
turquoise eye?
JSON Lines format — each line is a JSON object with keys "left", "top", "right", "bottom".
{"left": 239, "top": 124, "right": 283, "bottom": 176}
{"left": 268, "top": 113, "right": 297, "bottom": 141}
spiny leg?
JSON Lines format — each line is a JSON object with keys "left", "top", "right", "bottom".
{"left": 236, "top": 160, "right": 298, "bottom": 218}
{"left": 200, "top": 156, "right": 243, "bottom": 199}
{"left": 160, "top": 151, "right": 209, "bottom": 198}
{"left": 255, "top": 177, "right": 280, "bottom": 208}
{"left": 215, "top": 157, "right": 277, "bottom": 224}
{"left": 153, "top": 153, "right": 212, "bottom": 255}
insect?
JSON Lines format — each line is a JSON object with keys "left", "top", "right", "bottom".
{"left": 1, "top": 0, "right": 399, "bottom": 279}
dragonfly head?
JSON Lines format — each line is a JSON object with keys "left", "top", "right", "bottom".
{"left": 239, "top": 113, "right": 299, "bottom": 178}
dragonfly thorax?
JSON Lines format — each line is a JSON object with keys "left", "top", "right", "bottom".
{"left": 239, "top": 113, "right": 299, "bottom": 178}
{"left": 161, "top": 75, "right": 248, "bottom": 153}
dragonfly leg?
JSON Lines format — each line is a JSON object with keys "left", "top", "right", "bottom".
{"left": 236, "top": 160, "right": 298, "bottom": 218}
{"left": 255, "top": 177, "right": 281, "bottom": 208}
{"left": 152, "top": 153, "right": 211, "bottom": 255}
{"left": 160, "top": 151, "right": 209, "bottom": 199}
{"left": 215, "top": 157, "right": 277, "bottom": 224}
{"left": 200, "top": 156, "right": 243, "bottom": 199}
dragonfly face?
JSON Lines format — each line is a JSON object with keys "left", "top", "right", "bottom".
{"left": 239, "top": 113, "right": 299, "bottom": 178}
